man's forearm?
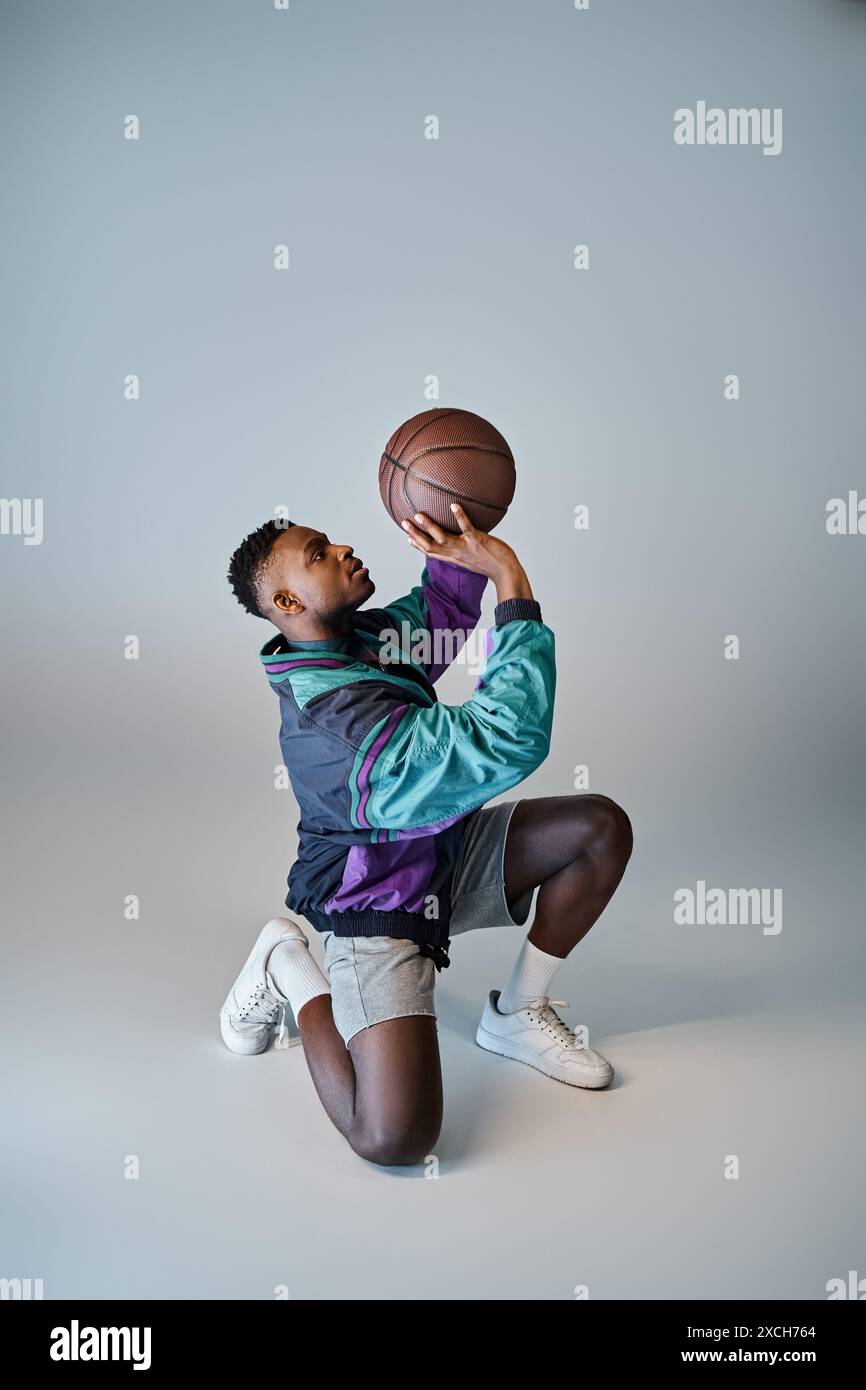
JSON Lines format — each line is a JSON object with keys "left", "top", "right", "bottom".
{"left": 493, "top": 561, "right": 534, "bottom": 605}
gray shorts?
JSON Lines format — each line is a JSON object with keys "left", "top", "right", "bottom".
{"left": 321, "top": 799, "right": 534, "bottom": 1047}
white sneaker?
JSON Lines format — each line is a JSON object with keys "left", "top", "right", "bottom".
{"left": 219, "top": 918, "right": 307, "bottom": 1055}
{"left": 475, "top": 989, "right": 614, "bottom": 1089}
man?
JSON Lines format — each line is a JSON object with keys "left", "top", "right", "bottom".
{"left": 221, "top": 502, "right": 632, "bottom": 1166}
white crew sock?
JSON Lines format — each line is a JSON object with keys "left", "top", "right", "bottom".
{"left": 266, "top": 939, "right": 331, "bottom": 1021}
{"left": 497, "top": 937, "right": 564, "bottom": 1015}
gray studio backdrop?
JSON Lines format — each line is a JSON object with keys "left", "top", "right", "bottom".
{"left": 2, "top": 0, "right": 864, "bottom": 1300}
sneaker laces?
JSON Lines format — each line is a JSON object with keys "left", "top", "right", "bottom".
{"left": 236, "top": 982, "right": 282, "bottom": 1029}
{"left": 526, "top": 996, "right": 584, "bottom": 1050}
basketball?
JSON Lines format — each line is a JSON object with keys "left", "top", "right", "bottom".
{"left": 378, "top": 407, "right": 516, "bottom": 535}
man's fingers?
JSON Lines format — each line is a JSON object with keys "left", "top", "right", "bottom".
{"left": 401, "top": 518, "right": 434, "bottom": 552}
{"left": 450, "top": 502, "right": 476, "bottom": 536}
{"left": 412, "top": 511, "right": 448, "bottom": 545}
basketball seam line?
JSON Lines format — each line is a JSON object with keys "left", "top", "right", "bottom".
{"left": 389, "top": 444, "right": 513, "bottom": 467}
{"left": 392, "top": 409, "right": 463, "bottom": 462}
{"left": 383, "top": 451, "right": 513, "bottom": 507}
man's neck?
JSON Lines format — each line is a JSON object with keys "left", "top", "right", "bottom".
{"left": 275, "top": 615, "right": 356, "bottom": 645}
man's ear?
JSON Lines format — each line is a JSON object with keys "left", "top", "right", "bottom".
{"left": 272, "top": 590, "right": 304, "bottom": 617}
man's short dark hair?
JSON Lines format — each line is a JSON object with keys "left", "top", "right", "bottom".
{"left": 227, "top": 519, "right": 294, "bottom": 618}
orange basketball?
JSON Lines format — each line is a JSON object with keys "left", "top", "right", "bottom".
{"left": 379, "top": 407, "right": 516, "bottom": 534}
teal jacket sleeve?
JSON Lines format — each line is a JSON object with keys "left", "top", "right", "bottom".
{"left": 362, "top": 598, "right": 556, "bottom": 830}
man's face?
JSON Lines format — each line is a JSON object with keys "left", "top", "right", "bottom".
{"left": 264, "top": 525, "right": 376, "bottom": 623}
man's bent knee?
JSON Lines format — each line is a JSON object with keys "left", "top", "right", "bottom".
{"left": 583, "top": 794, "right": 634, "bottom": 865}
{"left": 352, "top": 1122, "right": 440, "bottom": 1169}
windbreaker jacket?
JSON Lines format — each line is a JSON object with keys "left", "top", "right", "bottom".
{"left": 259, "top": 557, "right": 556, "bottom": 952}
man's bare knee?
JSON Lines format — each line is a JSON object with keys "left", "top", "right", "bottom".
{"left": 351, "top": 1121, "right": 440, "bottom": 1168}
{"left": 582, "top": 793, "right": 633, "bottom": 866}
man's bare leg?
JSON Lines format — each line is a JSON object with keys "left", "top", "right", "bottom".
{"left": 504, "top": 794, "right": 633, "bottom": 957}
{"left": 296, "top": 996, "right": 443, "bottom": 1167}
